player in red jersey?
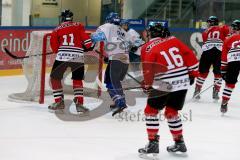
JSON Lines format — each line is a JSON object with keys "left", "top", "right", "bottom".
{"left": 48, "top": 9, "right": 93, "bottom": 113}
{"left": 193, "top": 16, "right": 230, "bottom": 100}
{"left": 220, "top": 20, "right": 240, "bottom": 114}
{"left": 138, "top": 23, "right": 199, "bottom": 158}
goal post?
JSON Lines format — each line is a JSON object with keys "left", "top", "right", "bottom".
{"left": 8, "top": 30, "right": 104, "bottom": 104}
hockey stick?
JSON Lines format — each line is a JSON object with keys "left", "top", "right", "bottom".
{"left": 123, "top": 86, "right": 142, "bottom": 90}
{"left": 127, "top": 73, "right": 141, "bottom": 84}
{"left": 4, "top": 48, "right": 54, "bottom": 59}
{"left": 190, "top": 78, "right": 222, "bottom": 101}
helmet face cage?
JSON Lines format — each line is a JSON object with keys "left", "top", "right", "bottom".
{"left": 231, "top": 20, "right": 240, "bottom": 31}
{"left": 61, "top": 9, "right": 73, "bottom": 22}
{"left": 147, "top": 22, "right": 170, "bottom": 38}
{"left": 207, "top": 16, "right": 219, "bottom": 26}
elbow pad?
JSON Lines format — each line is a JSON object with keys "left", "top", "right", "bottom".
{"left": 91, "top": 31, "right": 106, "bottom": 43}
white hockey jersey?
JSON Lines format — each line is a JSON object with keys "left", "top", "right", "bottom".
{"left": 96, "top": 23, "right": 131, "bottom": 62}
{"left": 127, "top": 28, "right": 144, "bottom": 56}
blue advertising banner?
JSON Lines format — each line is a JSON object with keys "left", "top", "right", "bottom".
{"left": 123, "top": 19, "right": 145, "bottom": 30}
{"left": 147, "top": 20, "right": 168, "bottom": 28}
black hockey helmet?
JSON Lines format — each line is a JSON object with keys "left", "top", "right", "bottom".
{"left": 61, "top": 9, "right": 73, "bottom": 22}
{"left": 147, "top": 22, "right": 170, "bottom": 38}
{"left": 207, "top": 16, "right": 219, "bottom": 26}
{"left": 231, "top": 19, "right": 240, "bottom": 31}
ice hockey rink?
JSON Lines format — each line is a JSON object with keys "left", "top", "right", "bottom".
{"left": 0, "top": 72, "right": 239, "bottom": 160}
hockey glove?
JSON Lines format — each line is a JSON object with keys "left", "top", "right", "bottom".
{"left": 189, "top": 76, "right": 195, "bottom": 85}
{"left": 141, "top": 80, "right": 153, "bottom": 94}
{"left": 104, "top": 57, "right": 109, "bottom": 64}
{"left": 82, "top": 43, "right": 95, "bottom": 52}
{"left": 130, "top": 46, "right": 138, "bottom": 53}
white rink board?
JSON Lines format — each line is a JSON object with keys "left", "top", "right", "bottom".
{"left": 0, "top": 73, "right": 240, "bottom": 160}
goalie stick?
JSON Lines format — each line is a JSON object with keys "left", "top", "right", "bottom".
{"left": 4, "top": 48, "right": 54, "bottom": 59}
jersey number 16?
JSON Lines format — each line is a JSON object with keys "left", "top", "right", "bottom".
{"left": 160, "top": 47, "right": 184, "bottom": 70}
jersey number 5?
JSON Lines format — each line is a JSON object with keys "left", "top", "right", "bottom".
{"left": 160, "top": 47, "right": 184, "bottom": 70}
{"left": 62, "top": 33, "right": 75, "bottom": 46}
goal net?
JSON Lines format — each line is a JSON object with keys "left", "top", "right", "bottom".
{"left": 8, "top": 30, "right": 105, "bottom": 104}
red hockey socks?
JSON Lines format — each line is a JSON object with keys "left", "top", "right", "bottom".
{"left": 73, "top": 80, "right": 83, "bottom": 104}
{"left": 51, "top": 78, "right": 63, "bottom": 103}
{"left": 165, "top": 107, "right": 183, "bottom": 142}
{"left": 144, "top": 104, "right": 159, "bottom": 140}
{"left": 222, "top": 83, "right": 235, "bottom": 102}
{"left": 196, "top": 73, "right": 208, "bottom": 90}
{"left": 214, "top": 74, "right": 222, "bottom": 91}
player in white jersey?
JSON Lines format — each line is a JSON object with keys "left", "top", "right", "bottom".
{"left": 120, "top": 19, "right": 144, "bottom": 76}
{"left": 91, "top": 12, "right": 131, "bottom": 116}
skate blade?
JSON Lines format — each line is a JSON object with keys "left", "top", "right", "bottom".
{"left": 48, "top": 109, "right": 64, "bottom": 114}
{"left": 139, "top": 153, "right": 159, "bottom": 160}
{"left": 221, "top": 112, "right": 227, "bottom": 117}
{"left": 193, "top": 98, "right": 200, "bottom": 102}
{"left": 77, "top": 111, "right": 90, "bottom": 116}
{"left": 167, "top": 151, "right": 188, "bottom": 157}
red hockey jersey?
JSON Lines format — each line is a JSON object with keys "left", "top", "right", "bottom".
{"left": 202, "top": 25, "right": 229, "bottom": 51}
{"left": 50, "top": 21, "right": 92, "bottom": 62}
{"left": 141, "top": 36, "right": 199, "bottom": 92}
{"left": 221, "top": 33, "right": 240, "bottom": 70}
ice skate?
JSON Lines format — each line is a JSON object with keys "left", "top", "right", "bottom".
{"left": 73, "top": 98, "right": 89, "bottom": 113}
{"left": 167, "top": 141, "right": 187, "bottom": 153}
{"left": 48, "top": 99, "right": 65, "bottom": 111}
{"left": 138, "top": 135, "right": 159, "bottom": 160}
{"left": 111, "top": 105, "right": 127, "bottom": 117}
{"left": 110, "top": 104, "right": 117, "bottom": 111}
{"left": 221, "top": 100, "right": 228, "bottom": 115}
{"left": 193, "top": 86, "right": 201, "bottom": 100}
{"left": 212, "top": 87, "right": 220, "bottom": 101}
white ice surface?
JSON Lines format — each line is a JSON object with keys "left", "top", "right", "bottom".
{"left": 0, "top": 73, "right": 240, "bottom": 160}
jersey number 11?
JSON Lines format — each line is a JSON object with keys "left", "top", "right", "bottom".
{"left": 62, "top": 33, "right": 75, "bottom": 46}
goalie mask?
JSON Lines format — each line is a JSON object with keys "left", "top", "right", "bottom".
{"left": 61, "top": 9, "right": 73, "bottom": 22}
{"left": 207, "top": 16, "right": 219, "bottom": 26}
{"left": 231, "top": 19, "right": 240, "bottom": 31}
{"left": 147, "top": 22, "right": 170, "bottom": 39}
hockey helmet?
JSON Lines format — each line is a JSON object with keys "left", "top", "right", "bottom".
{"left": 61, "top": 9, "right": 73, "bottom": 22}
{"left": 207, "top": 16, "right": 219, "bottom": 26}
{"left": 105, "top": 12, "right": 121, "bottom": 25}
{"left": 231, "top": 19, "right": 240, "bottom": 31}
{"left": 147, "top": 22, "right": 170, "bottom": 38}
{"left": 120, "top": 19, "right": 130, "bottom": 31}
{"left": 120, "top": 19, "right": 129, "bottom": 26}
